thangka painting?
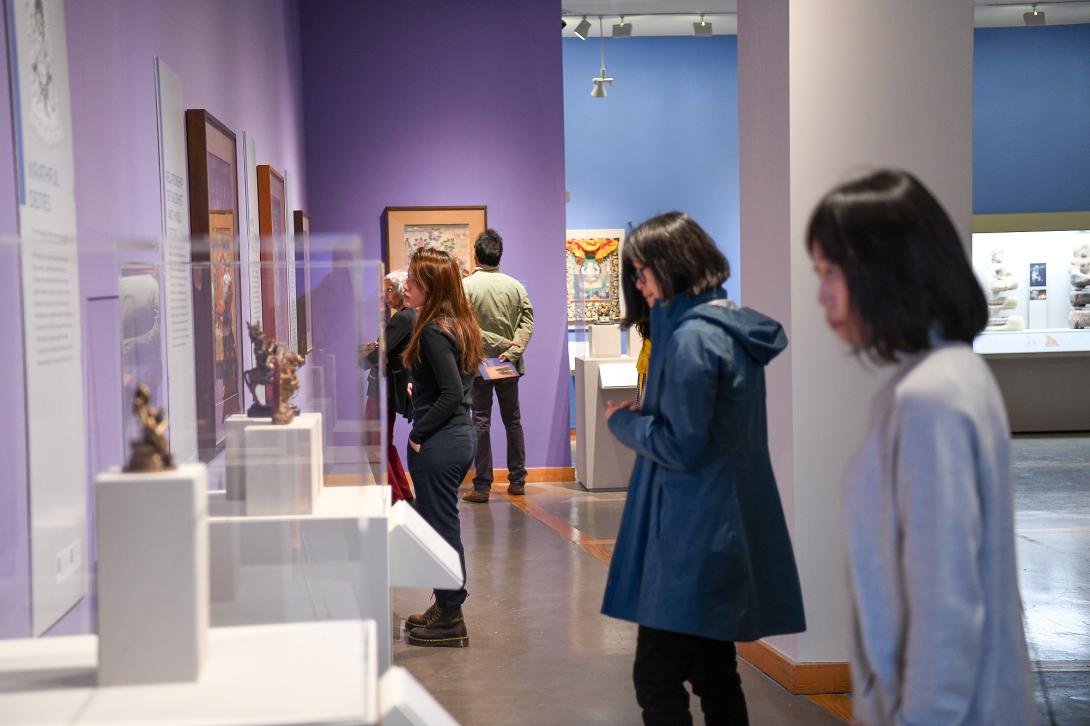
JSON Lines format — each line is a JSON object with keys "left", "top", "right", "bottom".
{"left": 566, "top": 229, "right": 625, "bottom": 324}
{"left": 403, "top": 224, "right": 469, "bottom": 265}
{"left": 383, "top": 206, "right": 487, "bottom": 276}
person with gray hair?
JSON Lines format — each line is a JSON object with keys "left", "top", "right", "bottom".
{"left": 384, "top": 269, "right": 408, "bottom": 302}
{"left": 361, "top": 268, "right": 417, "bottom": 502}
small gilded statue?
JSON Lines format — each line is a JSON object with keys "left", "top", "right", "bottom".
{"left": 124, "top": 384, "right": 175, "bottom": 472}
{"left": 271, "top": 347, "right": 305, "bottom": 425}
{"left": 243, "top": 322, "right": 276, "bottom": 417}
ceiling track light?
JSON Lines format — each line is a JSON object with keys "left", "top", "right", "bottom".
{"left": 612, "top": 15, "right": 632, "bottom": 38}
{"left": 591, "top": 17, "right": 613, "bottom": 98}
{"left": 1023, "top": 3, "right": 1046, "bottom": 26}
{"left": 574, "top": 15, "right": 592, "bottom": 40}
{"left": 693, "top": 12, "right": 713, "bottom": 36}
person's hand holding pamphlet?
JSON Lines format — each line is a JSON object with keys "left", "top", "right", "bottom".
{"left": 479, "top": 357, "right": 518, "bottom": 380}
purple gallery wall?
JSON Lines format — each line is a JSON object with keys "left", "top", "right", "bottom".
{"left": 0, "top": 0, "right": 308, "bottom": 637}
{"left": 299, "top": 0, "right": 571, "bottom": 470}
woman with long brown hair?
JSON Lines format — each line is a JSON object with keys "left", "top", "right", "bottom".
{"left": 400, "top": 247, "right": 483, "bottom": 648}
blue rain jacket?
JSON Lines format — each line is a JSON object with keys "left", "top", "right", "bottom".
{"left": 603, "top": 288, "right": 806, "bottom": 642}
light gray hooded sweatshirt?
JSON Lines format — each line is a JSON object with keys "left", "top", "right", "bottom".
{"left": 846, "top": 340, "right": 1035, "bottom": 725}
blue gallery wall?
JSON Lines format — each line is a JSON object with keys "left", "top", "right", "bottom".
{"left": 563, "top": 36, "right": 741, "bottom": 301}
{"left": 974, "top": 24, "right": 1090, "bottom": 214}
{"left": 563, "top": 26, "right": 1090, "bottom": 288}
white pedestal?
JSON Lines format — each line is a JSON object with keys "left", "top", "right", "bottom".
{"left": 588, "top": 323, "right": 622, "bottom": 358}
{"left": 225, "top": 414, "right": 270, "bottom": 501}
{"left": 627, "top": 326, "right": 644, "bottom": 358}
{"left": 380, "top": 666, "right": 460, "bottom": 726}
{"left": 0, "top": 621, "right": 378, "bottom": 725}
{"left": 94, "top": 463, "right": 208, "bottom": 686}
{"left": 243, "top": 412, "right": 323, "bottom": 516}
{"left": 575, "top": 356, "right": 637, "bottom": 491}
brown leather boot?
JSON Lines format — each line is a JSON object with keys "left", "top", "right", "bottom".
{"left": 407, "top": 604, "right": 469, "bottom": 648}
{"left": 404, "top": 600, "right": 440, "bottom": 630}
{"left": 462, "top": 489, "right": 489, "bottom": 503}
{"left": 506, "top": 482, "right": 525, "bottom": 496}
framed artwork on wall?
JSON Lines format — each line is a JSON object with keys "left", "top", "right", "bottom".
{"left": 293, "top": 210, "right": 313, "bottom": 354}
{"left": 566, "top": 228, "right": 625, "bottom": 324}
{"left": 382, "top": 206, "right": 487, "bottom": 276}
{"left": 257, "top": 164, "right": 289, "bottom": 344}
{"left": 185, "top": 109, "right": 244, "bottom": 458}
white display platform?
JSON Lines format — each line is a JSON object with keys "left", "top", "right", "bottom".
{"left": 574, "top": 355, "right": 637, "bottom": 491}
{"left": 388, "top": 500, "right": 463, "bottom": 589}
{"left": 243, "top": 412, "right": 323, "bottom": 515}
{"left": 94, "top": 463, "right": 208, "bottom": 686}
{"left": 588, "top": 323, "right": 622, "bottom": 357}
{"left": 0, "top": 620, "right": 377, "bottom": 725}
{"left": 224, "top": 413, "right": 270, "bottom": 501}
{"left": 209, "top": 485, "right": 460, "bottom": 673}
{"left": 380, "top": 666, "right": 460, "bottom": 726}
{"left": 973, "top": 327, "right": 1090, "bottom": 357}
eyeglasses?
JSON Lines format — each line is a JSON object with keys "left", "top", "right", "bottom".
{"left": 629, "top": 264, "right": 648, "bottom": 285}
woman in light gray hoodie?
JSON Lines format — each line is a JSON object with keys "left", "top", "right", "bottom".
{"left": 807, "top": 169, "right": 1034, "bottom": 725}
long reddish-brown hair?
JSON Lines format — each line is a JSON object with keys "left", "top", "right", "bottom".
{"left": 402, "top": 247, "right": 484, "bottom": 374}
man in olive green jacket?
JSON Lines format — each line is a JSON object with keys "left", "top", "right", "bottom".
{"left": 462, "top": 229, "right": 534, "bottom": 502}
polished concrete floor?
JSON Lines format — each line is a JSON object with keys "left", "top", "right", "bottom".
{"left": 393, "top": 434, "right": 1089, "bottom": 725}
{"left": 391, "top": 489, "right": 839, "bottom": 725}
{"left": 1012, "top": 435, "right": 1090, "bottom": 725}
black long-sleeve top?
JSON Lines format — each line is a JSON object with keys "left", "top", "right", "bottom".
{"left": 408, "top": 322, "right": 474, "bottom": 445}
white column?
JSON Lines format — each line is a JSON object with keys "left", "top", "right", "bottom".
{"left": 738, "top": 0, "right": 974, "bottom": 663}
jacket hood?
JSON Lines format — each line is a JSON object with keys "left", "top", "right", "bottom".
{"left": 684, "top": 298, "right": 787, "bottom": 366}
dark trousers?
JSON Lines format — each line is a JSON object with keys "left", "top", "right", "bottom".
{"left": 470, "top": 377, "right": 527, "bottom": 491}
{"left": 407, "top": 423, "right": 474, "bottom": 607}
{"left": 634, "top": 625, "right": 749, "bottom": 726}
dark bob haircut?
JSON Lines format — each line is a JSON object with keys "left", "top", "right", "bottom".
{"left": 620, "top": 212, "right": 729, "bottom": 333}
{"left": 806, "top": 169, "right": 987, "bottom": 363}
{"left": 474, "top": 228, "right": 503, "bottom": 267}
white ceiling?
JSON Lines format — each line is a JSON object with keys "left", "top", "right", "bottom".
{"left": 560, "top": 1, "right": 1090, "bottom": 36}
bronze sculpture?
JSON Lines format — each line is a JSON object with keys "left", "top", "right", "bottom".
{"left": 243, "top": 321, "right": 276, "bottom": 417}
{"left": 124, "top": 384, "right": 175, "bottom": 472}
{"left": 271, "top": 347, "right": 305, "bottom": 424}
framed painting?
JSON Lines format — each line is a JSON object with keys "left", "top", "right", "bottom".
{"left": 185, "top": 109, "right": 244, "bottom": 458}
{"left": 382, "top": 206, "right": 487, "bottom": 276}
{"left": 293, "top": 210, "right": 313, "bottom": 354}
{"left": 566, "top": 228, "right": 625, "bottom": 324}
{"left": 257, "top": 164, "right": 289, "bottom": 344}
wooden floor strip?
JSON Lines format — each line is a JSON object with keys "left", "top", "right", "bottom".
{"left": 807, "top": 694, "right": 852, "bottom": 723}
{"left": 503, "top": 491, "right": 613, "bottom": 565}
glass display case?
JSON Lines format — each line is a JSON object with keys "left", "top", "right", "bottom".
{"left": 971, "top": 229, "right": 1090, "bottom": 356}
{"left": 0, "top": 233, "right": 388, "bottom": 724}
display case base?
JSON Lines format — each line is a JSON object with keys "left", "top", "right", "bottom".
{"left": 0, "top": 621, "right": 377, "bottom": 725}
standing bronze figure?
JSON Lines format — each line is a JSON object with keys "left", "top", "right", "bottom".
{"left": 271, "top": 348, "right": 305, "bottom": 425}
{"left": 243, "top": 321, "right": 277, "bottom": 417}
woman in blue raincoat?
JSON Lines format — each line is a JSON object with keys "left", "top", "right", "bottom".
{"left": 604, "top": 212, "right": 805, "bottom": 726}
